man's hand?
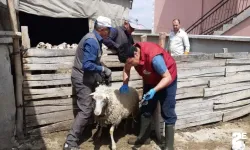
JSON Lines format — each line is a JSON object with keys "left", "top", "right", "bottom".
{"left": 184, "top": 51, "right": 189, "bottom": 55}
{"left": 119, "top": 84, "right": 129, "bottom": 94}
{"left": 103, "top": 66, "right": 112, "bottom": 77}
{"left": 143, "top": 89, "right": 156, "bottom": 101}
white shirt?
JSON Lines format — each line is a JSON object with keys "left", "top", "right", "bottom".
{"left": 168, "top": 28, "right": 190, "bottom": 55}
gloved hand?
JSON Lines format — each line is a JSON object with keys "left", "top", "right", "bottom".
{"left": 143, "top": 89, "right": 156, "bottom": 101}
{"left": 119, "top": 84, "right": 129, "bottom": 94}
{"left": 103, "top": 66, "right": 112, "bottom": 78}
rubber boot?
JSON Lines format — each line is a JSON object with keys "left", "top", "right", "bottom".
{"left": 128, "top": 115, "right": 152, "bottom": 145}
{"left": 164, "top": 124, "right": 175, "bottom": 150}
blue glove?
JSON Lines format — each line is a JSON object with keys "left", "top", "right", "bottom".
{"left": 119, "top": 84, "right": 129, "bottom": 94}
{"left": 143, "top": 89, "right": 156, "bottom": 101}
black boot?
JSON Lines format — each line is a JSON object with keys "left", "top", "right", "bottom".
{"left": 164, "top": 124, "right": 175, "bottom": 150}
{"left": 128, "top": 115, "right": 152, "bottom": 145}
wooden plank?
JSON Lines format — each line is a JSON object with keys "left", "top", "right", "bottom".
{"left": 176, "top": 100, "right": 213, "bottom": 113}
{"left": 209, "top": 72, "right": 250, "bottom": 87}
{"left": 223, "top": 104, "right": 250, "bottom": 122}
{"left": 176, "top": 112, "right": 223, "bottom": 126}
{"left": 25, "top": 105, "right": 76, "bottom": 116}
{"left": 226, "top": 65, "right": 250, "bottom": 73}
{"left": 176, "top": 98, "right": 203, "bottom": 104}
{"left": 177, "top": 110, "right": 212, "bottom": 119}
{"left": 176, "top": 115, "right": 222, "bottom": 129}
{"left": 23, "top": 87, "right": 72, "bottom": 95}
{"left": 0, "top": 37, "right": 12, "bottom": 44}
{"left": 211, "top": 89, "right": 250, "bottom": 104}
{"left": 101, "top": 55, "right": 119, "bottom": 61}
{"left": 23, "top": 69, "right": 139, "bottom": 82}
{"left": 214, "top": 99, "right": 250, "bottom": 109}
{"left": 23, "top": 79, "right": 71, "bottom": 87}
{"left": 177, "top": 77, "right": 217, "bottom": 88}
{"left": 173, "top": 54, "right": 214, "bottom": 62}
{"left": 26, "top": 110, "right": 74, "bottom": 127}
{"left": 112, "top": 80, "right": 143, "bottom": 89}
{"left": 24, "top": 91, "right": 72, "bottom": 101}
{"left": 176, "top": 102, "right": 213, "bottom": 116}
{"left": 23, "top": 64, "right": 72, "bottom": 71}
{"left": 177, "top": 67, "right": 225, "bottom": 78}
{"left": 23, "top": 48, "right": 77, "bottom": 57}
{"left": 101, "top": 61, "right": 124, "bottom": 67}
{"left": 0, "top": 31, "right": 21, "bottom": 37}
{"left": 215, "top": 52, "right": 248, "bottom": 59}
{"left": 176, "top": 86, "right": 206, "bottom": 100}
{"left": 23, "top": 56, "right": 74, "bottom": 64}
{"left": 28, "top": 120, "right": 73, "bottom": 135}
{"left": 226, "top": 59, "right": 250, "bottom": 65}
{"left": 204, "top": 82, "right": 250, "bottom": 97}
{"left": 177, "top": 59, "right": 226, "bottom": 68}
{"left": 102, "top": 48, "right": 117, "bottom": 55}
{"left": 25, "top": 98, "right": 73, "bottom": 106}
{"left": 21, "top": 26, "right": 30, "bottom": 49}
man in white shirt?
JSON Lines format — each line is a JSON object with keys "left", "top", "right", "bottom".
{"left": 167, "top": 19, "right": 190, "bottom": 55}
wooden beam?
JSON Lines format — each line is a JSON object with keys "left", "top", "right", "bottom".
{"left": 176, "top": 85, "right": 206, "bottom": 100}
{"left": 204, "top": 82, "right": 250, "bottom": 97}
{"left": 214, "top": 99, "right": 250, "bottom": 110}
{"left": 208, "top": 72, "right": 250, "bottom": 87}
{"left": 176, "top": 100, "right": 213, "bottom": 115}
{"left": 177, "top": 109, "right": 212, "bottom": 119}
{"left": 177, "top": 59, "right": 226, "bottom": 68}
{"left": 176, "top": 98, "right": 203, "bottom": 105}
{"left": 23, "top": 48, "right": 77, "bottom": 57}
{"left": 23, "top": 79, "right": 72, "bottom": 87}
{"left": 27, "top": 120, "right": 73, "bottom": 135}
{"left": 223, "top": 104, "right": 250, "bottom": 122}
{"left": 173, "top": 54, "right": 214, "bottom": 62}
{"left": 226, "top": 65, "right": 250, "bottom": 73}
{"left": 23, "top": 56, "right": 74, "bottom": 64}
{"left": 26, "top": 110, "right": 75, "bottom": 127}
{"left": 177, "top": 77, "right": 217, "bottom": 88}
{"left": 226, "top": 59, "right": 250, "bottom": 65}
{"left": 25, "top": 98, "right": 73, "bottom": 107}
{"left": 21, "top": 26, "right": 30, "bottom": 49}
{"left": 158, "top": 32, "right": 166, "bottom": 48}
{"left": 25, "top": 105, "right": 77, "bottom": 116}
{"left": 112, "top": 80, "right": 143, "bottom": 89}
{"left": 211, "top": 89, "right": 250, "bottom": 104}
{"left": 24, "top": 73, "right": 71, "bottom": 81}
{"left": 7, "top": 0, "right": 24, "bottom": 138}
{"left": 0, "top": 31, "right": 21, "bottom": 37}
{"left": 176, "top": 114, "right": 222, "bottom": 129}
{"left": 0, "top": 37, "right": 12, "bottom": 44}
{"left": 23, "top": 87, "right": 72, "bottom": 95}
{"left": 23, "top": 63, "right": 72, "bottom": 71}
{"left": 24, "top": 92, "right": 72, "bottom": 101}
{"left": 215, "top": 52, "right": 249, "bottom": 59}
{"left": 177, "top": 67, "right": 225, "bottom": 78}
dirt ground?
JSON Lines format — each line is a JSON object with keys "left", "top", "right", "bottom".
{"left": 16, "top": 115, "right": 250, "bottom": 150}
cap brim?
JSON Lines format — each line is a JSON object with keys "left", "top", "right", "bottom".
{"left": 129, "top": 22, "right": 141, "bottom": 29}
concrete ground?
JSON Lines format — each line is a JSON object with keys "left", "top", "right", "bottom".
{"left": 15, "top": 115, "right": 250, "bottom": 150}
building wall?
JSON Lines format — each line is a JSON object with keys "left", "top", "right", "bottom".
{"left": 153, "top": 0, "right": 248, "bottom": 34}
{"left": 223, "top": 17, "right": 250, "bottom": 36}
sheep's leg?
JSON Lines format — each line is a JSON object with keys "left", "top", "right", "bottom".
{"left": 110, "top": 125, "right": 116, "bottom": 150}
{"left": 97, "top": 125, "right": 103, "bottom": 138}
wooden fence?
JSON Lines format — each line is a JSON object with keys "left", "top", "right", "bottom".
{"left": 21, "top": 33, "right": 250, "bottom": 137}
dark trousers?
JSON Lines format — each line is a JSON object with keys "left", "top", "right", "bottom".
{"left": 65, "top": 77, "right": 96, "bottom": 147}
{"left": 141, "top": 78, "right": 177, "bottom": 125}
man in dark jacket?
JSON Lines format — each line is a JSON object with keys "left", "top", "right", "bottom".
{"left": 103, "top": 17, "right": 140, "bottom": 63}
{"left": 63, "top": 16, "right": 112, "bottom": 150}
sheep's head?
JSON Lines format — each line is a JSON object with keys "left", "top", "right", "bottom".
{"left": 90, "top": 92, "right": 109, "bottom": 116}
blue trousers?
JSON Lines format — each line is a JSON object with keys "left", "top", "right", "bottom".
{"left": 141, "top": 78, "right": 177, "bottom": 125}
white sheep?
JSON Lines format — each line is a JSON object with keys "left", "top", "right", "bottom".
{"left": 90, "top": 84, "right": 139, "bottom": 150}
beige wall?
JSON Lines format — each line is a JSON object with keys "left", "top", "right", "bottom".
{"left": 223, "top": 17, "right": 250, "bottom": 36}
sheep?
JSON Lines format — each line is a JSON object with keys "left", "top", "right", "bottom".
{"left": 90, "top": 84, "right": 139, "bottom": 150}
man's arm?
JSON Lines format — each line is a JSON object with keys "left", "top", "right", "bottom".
{"left": 123, "top": 63, "right": 132, "bottom": 85}
{"left": 82, "top": 39, "right": 103, "bottom": 73}
{"left": 183, "top": 32, "right": 190, "bottom": 54}
{"left": 103, "top": 27, "right": 119, "bottom": 49}
{"left": 152, "top": 55, "right": 172, "bottom": 92}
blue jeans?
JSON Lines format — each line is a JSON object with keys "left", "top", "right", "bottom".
{"left": 141, "top": 78, "right": 177, "bottom": 125}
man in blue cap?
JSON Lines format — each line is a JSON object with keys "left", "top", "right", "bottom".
{"left": 63, "top": 16, "right": 112, "bottom": 150}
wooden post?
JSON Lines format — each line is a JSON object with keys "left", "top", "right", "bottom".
{"left": 7, "top": 0, "right": 24, "bottom": 139}
{"left": 140, "top": 34, "right": 147, "bottom": 42}
{"left": 158, "top": 32, "right": 167, "bottom": 49}
{"left": 21, "top": 26, "right": 30, "bottom": 49}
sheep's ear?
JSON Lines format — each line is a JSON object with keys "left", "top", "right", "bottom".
{"left": 89, "top": 93, "right": 95, "bottom": 96}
